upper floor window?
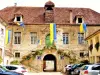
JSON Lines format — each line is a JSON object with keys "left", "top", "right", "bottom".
{"left": 63, "top": 33, "right": 69, "bottom": 44}
{"left": 14, "top": 32, "right": 21, "bottom": 44}
{"left": 78, "top": 18, "right": 82, "bottom": 23}
{"left": 78, "top": 33, "right": 84, "bottom": 44}
{"left": 16, "top": 16, "right": 21, "bottom": 21}
{"left": 76, "top": 16, "right": 84, "bottom": 24}
{"left": 15, "top": 52, "right": 20, "bottom": 58}
{"left": 14, "top": 15, "right": 23, "bottom": 22}
{"left": 30, "top": 32, "right": 37, "bottom": 44}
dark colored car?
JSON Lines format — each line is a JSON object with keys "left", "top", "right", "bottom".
{"left": 67, "top": 63, "right": 85, "bottom": 75}
{"left": 0, "top": 65, "right": 23, "bottom": 75}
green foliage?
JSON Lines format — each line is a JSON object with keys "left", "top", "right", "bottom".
{"left": 45, "top": 34, "right": 52, "bottom": 48}
{"left": 35, "top": 50, "right": 43, "bottom": 55}
{"left": 0, "top": 56, "right": 2, "bottom": 64}
{"left": 10, "top": 60, "right": 19, "bottom": 65}
{"left": 57, "top": 50, "right": 70, "bottom": 58}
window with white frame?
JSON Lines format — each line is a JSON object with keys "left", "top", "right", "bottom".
{"left": 30, "top": 32, "right": 37, "bottom": 44}
{"left": 14, "top": 32, "right": 21, "bottom": 44}
{"left": 63, "top": 33, "right": 69, "bottom": 44}
{"left": 76, "top": 16, "right": 84, "bottom": 23}
{"left": 15, "top": 52, "right": 20, "bottom": 58}
{"left": 78, "top": 33, "right": 84, "bottom": 44}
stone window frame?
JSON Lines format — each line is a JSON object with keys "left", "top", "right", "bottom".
{"left": 15, "top": 52, "right": 20, "bottom": 58}
{"left": 78, "top": 33, "right": 84, "bottom": 44}
{"left": 14, "top": 32, "right": 21, "bottom": 44}
{"left": 30, "top": 32, "right": 37, "bottom": 44}
{"left": 63, "top": 33, "right": 69, "bottom": 44}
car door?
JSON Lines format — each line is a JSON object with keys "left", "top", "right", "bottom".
{"left": 90, "top": 65, "right": 100, "bottom": 75}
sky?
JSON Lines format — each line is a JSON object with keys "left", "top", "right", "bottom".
{"left": 0, "top": 0, "right": 100, "bottom": 13}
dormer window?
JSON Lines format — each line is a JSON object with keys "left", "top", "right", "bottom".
{"left": 16, "top": 16, "right": 21, "bottom": 21}
{"left": 76, "top": 16, "right": 84, "bottom": 24}
{"left": 78, "top": 18, "right": 82, "bottom": 23}
{"left": 14, "top": 15, "right": 23, "bottom": 22}
{"left": 46, "top": 6, "right": 53, "bottom": 10}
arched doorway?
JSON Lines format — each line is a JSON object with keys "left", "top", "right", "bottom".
{"left": 43, "top": 54, "right": 56, "bottom": 72}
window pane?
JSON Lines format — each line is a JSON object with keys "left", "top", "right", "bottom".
{"left": 80, "top": 52, "right": 84, "bottom": 57}
{"left": 78, "top": 33, "right": 84, "bottom": 44}
{"left": 15, "top": 52, "right": 20, "bottom": 58}
{"left": 18, "top": 36, "right": 21, "bottom": 44}
{"left": 92, "top": 66, "right": 100, "bottom": 70}
{"left": 30, "top": 32, "right": 37, "bottom": 44}
{"left": 31, "top": 37, "right": 33, "bottom": 44}
{"left": 63, "top": 33, "right": 69, "bottom": 44}
{"left": 17, "top": 16, "right": 21, "bottom": 21}
{"left": 83, "top": 66, "right": 88, "bottom": 70}
{"left": 14, "top": 32, "right": 21, "bottom": 44}
{"left": 78, "top": 18, "right": 82, "bottom": 23}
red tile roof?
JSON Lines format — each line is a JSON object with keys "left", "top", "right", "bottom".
{"left": 0, "top": 6, "right": 100, "bottom": 24}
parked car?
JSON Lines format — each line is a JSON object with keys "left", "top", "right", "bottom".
{"left": 0, "top": 65, "right": 23, "bottom": 75}
{"left": 80, "top": 64, "right": 100, "bottom": 75}
{"left": 4, "top": 65, "right": 28, "bottom": 75}
{"left": 69, "top": 63, "right": 86, "bottom": 75}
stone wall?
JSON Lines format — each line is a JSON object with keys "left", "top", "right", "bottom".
{"left": 5, "top": 24, "right": 100, "bottom": 65}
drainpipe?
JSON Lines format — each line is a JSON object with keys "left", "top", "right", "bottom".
{"left": 69, "top": 10, "right": 73, "bottom": 24}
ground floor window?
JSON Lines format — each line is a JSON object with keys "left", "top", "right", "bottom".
{"left": 15, "top": 52, "right": 20, "bottom": 58}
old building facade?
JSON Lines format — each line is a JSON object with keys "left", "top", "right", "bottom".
{"left": 86, "top": 29, "right": 100, "bottom": 63}
{"left": 0, "top": 17, "right": 12, "bottom": 65}
{"left": 0, "top": 1, "right": 100, "bottom": 71}
{"left": 0, "top": 19, "right": 5, "bottom": 64}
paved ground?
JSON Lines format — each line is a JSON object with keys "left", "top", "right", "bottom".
{"left": 27, "top": 72, "right": 65, "bottom": 75}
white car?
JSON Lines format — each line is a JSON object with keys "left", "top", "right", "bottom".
{"left": 4, "top": 65, "right": 28, "bottom": 75}
{"left": 80, "top": 64, "right": 100, "bottom": 75}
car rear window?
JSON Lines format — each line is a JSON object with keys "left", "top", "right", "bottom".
{"left": 83, "top": 66, "right": 88, "bottom": 70}
{"left": 72, "top": 64, "right": 77, "bottom": 68}
{"left": 6, "top": 66, "right": 17, "bottom": 70}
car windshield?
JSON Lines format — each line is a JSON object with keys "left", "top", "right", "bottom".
{"left": 72, "top": 64, "right": 79, "bottom": 68}
{"left": 82, "top": 66, "right": 88, "bottom": 70}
